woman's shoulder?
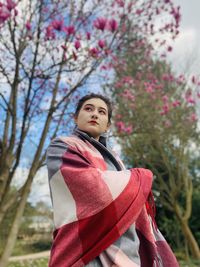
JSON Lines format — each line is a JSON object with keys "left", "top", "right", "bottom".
{"left": 49, "top": 135, "right": 80, "bottom": 146}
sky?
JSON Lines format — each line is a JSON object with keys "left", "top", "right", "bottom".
{"left": 28, "top": 0, "right": 200, "bottom": 206}
{"left": 167, "top": 0, "right": 200, "bottom": 75}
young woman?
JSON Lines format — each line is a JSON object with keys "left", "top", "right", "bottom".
{"left": 46, "top": 93, "right": 179, "bottom": 267}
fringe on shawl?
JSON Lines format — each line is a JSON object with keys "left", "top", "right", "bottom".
{"left": 145, "top": 190, "right": 157, "bottom": 229}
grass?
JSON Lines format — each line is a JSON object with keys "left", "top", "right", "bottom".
{"left": 8, "top": 258, "right": 49, "bottom": 267}
{"left": 8, "top": 258, "right": 199, "bottom": 267}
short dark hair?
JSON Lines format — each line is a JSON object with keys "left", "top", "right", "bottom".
{"left": 74, "top": 93, "right": 112, "bottom": 123}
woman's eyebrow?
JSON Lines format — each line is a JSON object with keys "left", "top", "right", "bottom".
{"left": 84, "top": 104, "right": 107, "bottom": 111}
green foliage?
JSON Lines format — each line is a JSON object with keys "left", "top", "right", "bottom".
{"left": 109, "top": 47, "right": 200, "bottom": 257}
{"left": 8, "top": 258, "right": 48, "bottom": 267}
{"left": 189, "top": 189, "right": 200, "bottom": 246}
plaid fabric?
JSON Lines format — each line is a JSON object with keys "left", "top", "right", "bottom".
{"left": 46, "top": 132, "right": 179, "bottom": 267}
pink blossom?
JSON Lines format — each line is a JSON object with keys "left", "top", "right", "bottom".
{"left": 6, "top": 0, "right": 16, "bottom": 11}
{"left": 93, "top": 17, "right": 107, "bottom": 31}
{"left": 191, "top": 75, "right": 196, "bottom": 84}
{"left": 63, "top": 25, "right": 75, "bottom": 35}
{"left": 122, "top": 76, "right": 134, "bottom": 85}
{"left": 186, "top": 97, "right": 195, "bottom": 105}
{"left": 86, "top": 32, "right": 91, "bottom": 40}
{"left": 124, "top": 126, "right": 133, "bottom": 134}
{"left": 45, "top": 26, "right": 55, "bottom": 40}
{"left": 121, "top": 89, "right": 135, "bottom": 101}
{"left": 171, "top": 6, "right": 181, "bottom": 26}
{"left": 0, "top": 5, "right": 11, "bottom": 24}
{"left": 145, "top": 85, "right": 154, "bottom": 93}
{"left": 116, "top": 121, "right": 125, "bottom": 132}
{"left": 197, "top": 92, "right": 200, "bottom": 98}
{"left": 98, "top": 39, "right": 106, "bottom": 49}
{"left": 51, "top": 19, "right": 63, "bottom": 31}
{"left": 89, "top": 47, "right": 99, "bottom": 58}
{"left": 136, "top": 9, "right": 144, "bottom": 15}
{"left": 167, "top": 46, "right": 173, "bottom": 52}
{"left": 108, "top": 19, "right": 118, "bottom": 32}
{"left": 160, "top": 104, "right": 169, "bottom": 115}
{"left": 172, "top": 100, "right": 181, "bottom": 107}
{"left": 162, "top": 95, "right": 169, "bottom": 102}
{"left": 176, "top": 74, "right": 185, "bottom": 85}
{"left": 189, "top": 113, "right": 197, "bottom": 122}
{"left": 25, "top": 21, "right": 31, "bottom": 31}
{"left": 116, "top": 0, "right": 124, "bottom": 7}
{"left": 74, "top": 40, "right": 81, "bottom": 50}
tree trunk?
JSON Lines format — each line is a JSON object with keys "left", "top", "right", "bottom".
{"left": 0, "top": 174, "right": 34, "bottom": 267}
{"left": 178, "top": 217, "right": 200, "bottom": 259}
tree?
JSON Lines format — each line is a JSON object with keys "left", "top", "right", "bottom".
{"left": 109, "top": 52, "right": 200, "bottom": 258}
{"left": 0, "top": 0, "right": 181, "bottom": 265}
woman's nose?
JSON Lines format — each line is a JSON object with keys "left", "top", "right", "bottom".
{"left": 91, "top": 114, "right": 98, "bottom": 119}
{"left": 91, "top": 111, "right": 98, "bottom": 119}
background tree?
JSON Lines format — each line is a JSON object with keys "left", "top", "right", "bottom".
{"left": 0, "top": 0, "right": 181, "bottom": 265}
{"left": 109, "top": 48, "right": 200, "bottom": 258}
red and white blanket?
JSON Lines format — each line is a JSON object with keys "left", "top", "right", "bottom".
{"left": 46, "top": 135, "right": 179, "bottom": 267}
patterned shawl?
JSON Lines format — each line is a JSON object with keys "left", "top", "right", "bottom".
{"left": 46, "top": 132, "right": 179, "bottom": 267}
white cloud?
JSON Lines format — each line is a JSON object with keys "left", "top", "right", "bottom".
{"left": 167, "top": 28, "right": 200, "bottom": 74}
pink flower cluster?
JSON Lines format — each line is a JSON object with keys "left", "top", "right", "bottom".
{"left": 189, "top": 113, "right": 197, "bottom": 122}
{"left": 0, "top": 0, "right": 16, "bottom": 24}
{"left": 172, "top": 100, "right": 181, "bottom": 107}
{"left": 185, "top": 91, "right": 195, "bottom": 105}
{"left": 45, "top": 22, "right": 75, "bottom": 40}
{"left": 116, "top": 121, "right": 133, "bottom": 134}
{"left": 93, "top": 17, "right": 118, "bottom": 32}
{"left": 121, "top": 89, "right": 135, "bottom": 101}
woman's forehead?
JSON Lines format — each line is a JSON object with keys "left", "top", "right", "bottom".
{"left": 82, "top": 98, "right": 108, "bottom": 110}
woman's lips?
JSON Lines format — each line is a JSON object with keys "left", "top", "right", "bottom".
{"left": 88, "top": 120, "right": 98, "bottom": 124}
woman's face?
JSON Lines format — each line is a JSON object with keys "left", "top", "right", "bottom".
{"left": 74, "top": 98, "right": 110, "bottom": 140}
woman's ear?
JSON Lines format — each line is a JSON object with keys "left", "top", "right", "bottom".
{"left": 106, "top": 122, "right": 111, "bottom": 132}
{"left": 73, "top": 114, "right": 77, "bottom": 124}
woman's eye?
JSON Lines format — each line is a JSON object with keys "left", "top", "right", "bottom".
{"left": 99, "top": 110, "right": 106, "bottom": 115}
{"left": 85, "top": 107, "right": 92, "bottom": 111}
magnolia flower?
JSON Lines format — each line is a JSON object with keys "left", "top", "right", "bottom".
{"left": 108, "top": 19, "right": 118, "bottom": 32}
{"left": 167, "top": 46, "right": 173, "bottom": 52}
{"left": 89, "top": 47, "right": 99, "bottom": 57}
{"left": 190, "top": 113, "right": 197, "bottom": 122}
{"left": 45, "top": 26, "right": 55, "bottom": 40}
{"left": 186, "top": 97, "right": 195, "bottom": 105}
{"left": 51, "top": 19, "right": 63, "bottom": 31}
{"left": 93, "top": 17, "right": 107, "bottom": 31}
{"left": 86, "top": 32, "right": 91, "bottom": 40}
{"left": 116, "top": 0, "right": 124, "bottom": 7}
{"left": 124, "top": 126, "right": 133, "bottom": 134}
{"left": 98, "top": 39, "right": 106, "bottom": 49}
{"left": 0, "top": 5, "right": 11, "bottom": 24}
{"left": 25, "top": 21, "right": 31, "bottom": 31}
{"left": 160, "top": 104, "right": 169, "bottom": 115}
{"left": 162, "top": 95, "right": 169, "bottom": 102}
{"left": 74, "top": 40, "right": 81, "bottom": 50}
{"left": 6, "top": 0, "right": 16, "bottom": 11}
{"left": 116, "top": 121, "right": 125, "bottom": 132}
{"left": 172, "top": 100, "right": 181, "bottom": 107}
{"left": 63, "top": 25, "right": 75, "bottom": 35}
